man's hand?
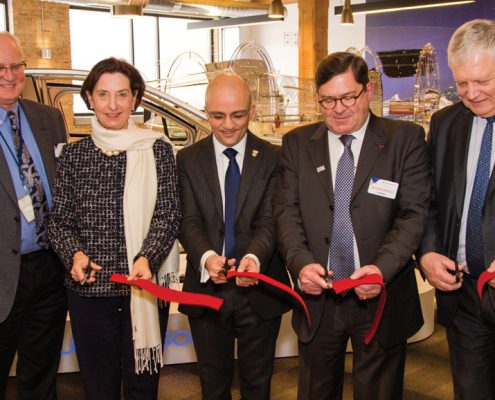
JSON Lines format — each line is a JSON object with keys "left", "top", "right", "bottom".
{"left": 128, "top": 256, "right": 152, "bottom": 281}
{"left": 351, "top": 265, "right": 383, "bottom": 300}
{"left": 298, "top": 263, "right": 332, "bottom": 295}
{"left": 206, "top": 255, "right": 235, "bottom": 284}
{"left": 236, "top": 256, "right": 259, "bottom": 287}
{"left": 71, "top": 251, "right": 102, "bottom": 285}
{"left": 420, "top": 252, "right": 464, "bottom": 291}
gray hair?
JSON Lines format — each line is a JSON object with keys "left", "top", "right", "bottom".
{"left": 448, "top": 19, "right": 495, "bottom": 67}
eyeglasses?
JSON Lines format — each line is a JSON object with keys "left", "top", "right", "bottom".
{"left": 0, "top": 62, "right": 27, "bottom": 75}
{"left": 318, "top": 86, "right": 366, "bottom": 110}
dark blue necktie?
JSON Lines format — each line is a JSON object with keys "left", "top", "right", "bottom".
{"left": 329, "top": 134, "right": 356, "bottom": 280}
{"left": 223, "top": 148, "right": 240, "bottom": 260}
{"left": 466, "top": 116, "right": 495, "bottom": 276}
{"left": 8, "top": 110, "right": 49, "bottom": 249}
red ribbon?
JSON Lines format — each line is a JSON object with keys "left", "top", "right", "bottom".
{"left": 110, "top": 273, "right": 224, "bottom": 310}
{"left": 332, "top": 274, "right": 386, "bottom": 345}
{"left": 477, "top": 271, "right": 495, "bottom": 299}
{"left": 226, "top": 270, "right": 312, "bottom": 326}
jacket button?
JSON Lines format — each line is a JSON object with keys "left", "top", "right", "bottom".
{"left": 219, "top": 230, "right": 224, "bottom": 236}
{"left": 324, "top": 237, "right": 330, "bottom": 244}
{"left": 14, "top": 216, "right": 19, "bottom": 222}
{"left": 329, "top": 204, "right": 334, "bottom": 211}
{"left": 11, "top": 249, "right": 18, "bottom": 255}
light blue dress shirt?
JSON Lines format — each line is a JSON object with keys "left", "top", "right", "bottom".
{"left": 0, "top": 102, "right": 53, "bottom": 254}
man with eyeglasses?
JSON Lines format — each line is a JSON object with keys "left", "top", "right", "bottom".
{"left": 177, "top": 73, "right": 290, "bottom": 399}
{"left": 0, "top": 32, "right": 67, "bottom": 399}
{"left": 418, "top": 19, "right": 495, "bottom": 400}
{"left": 273, "top": 52, "right": 430, "bottom": 399}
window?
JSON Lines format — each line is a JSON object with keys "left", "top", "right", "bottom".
{"left": 0, "top": 1, "right": 6, "bottom": 30}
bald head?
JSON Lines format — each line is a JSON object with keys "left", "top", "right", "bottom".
{"left": 205, "top": 73, "right": 252, "bottom": 109}
{"left": 204, "top": 73, "right": 254, "bottom": 147}
{"left": 0, "top": 32, "right": 25, "bottom": 60}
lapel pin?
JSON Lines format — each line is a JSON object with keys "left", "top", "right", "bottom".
{"left": 377, "top": 144, "right": 385, "bottom": 150}
{"left": 316, "top": 165, "right": 326, "bottom": 173}
{"left": 252, "top": 150, "right": 259, "bottom": 157}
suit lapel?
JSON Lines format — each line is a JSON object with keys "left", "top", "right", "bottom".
{"left": 451, "top": 109, "right": 472, "bottom": 219}
{"left": 235, "top": 132, "right": 260, "bottom": 221}
{"left": 199, "top": 136, "right": 223, "bottom": 220}
{"left": 352, "top": 115, "right": 386, "bottom": 200}
{"left": 0, "top": 146, "right": 17, "bottom": 205}
{"left": 307, "top": 124, "right": 332, "bottom": 202}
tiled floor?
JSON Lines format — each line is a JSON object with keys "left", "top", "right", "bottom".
{"left": 6, "top": 324, "right": 453, "bottom": 399}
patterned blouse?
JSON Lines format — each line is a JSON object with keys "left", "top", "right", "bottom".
{"left": 49, "top": 136, "right": 181, "bottom": 297}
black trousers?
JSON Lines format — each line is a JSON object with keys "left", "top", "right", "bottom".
{"left": 188, "top": 285, "right": 281, "bottom": 400}
{"left": 67, "top": 289, "right": 169, "bottom": 400}
{"left": 298, "top": 292, "right": 406, "bottom": 400}
{"left": 0, "top": 249, "right": 67, "bottom": 400}
{"left": 446, "top": 274, "right": 495, "bottom": 400}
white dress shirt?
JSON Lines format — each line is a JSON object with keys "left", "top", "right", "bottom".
{"left": 326, "top": 115, "right": 370, "bottom": 271}
{"left": 457, "top": 117, "right": 495, "bottom": 273}
{"left": 199, "top": 134, "right": 259, "bottom": 282}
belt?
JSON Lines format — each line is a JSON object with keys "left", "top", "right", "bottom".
{"left": 21, "top": 248, "right": 49, "bottom": 261}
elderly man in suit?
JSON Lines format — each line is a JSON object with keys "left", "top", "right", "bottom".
{"left": 177, "top": 72, "right": 290, "bottom": 400}
{"left": 0, "top": 32, "right": 67, "bottom": 399}
{"left": 273, "top": 52, "right": 430, "bottom": 400}
{"left": 419, "top": 19, "right": 495, "bottom": 399}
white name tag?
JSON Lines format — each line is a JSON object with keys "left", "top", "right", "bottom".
{"left": 18, "top": 194, "right": 35, "bottom": 223}
{"left": 54, "top": 143, "right": 65, "bottom": 158}
{"left": 368, "top": 178, "right": 399, "bottom": 199}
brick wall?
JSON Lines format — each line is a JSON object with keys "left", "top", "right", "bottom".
{"left": 9, "top": 0, "right": 71, "bottom": 69}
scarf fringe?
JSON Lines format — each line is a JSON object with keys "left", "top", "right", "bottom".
{"left": 134, "top": 344, "right": 164, "bottom": 375}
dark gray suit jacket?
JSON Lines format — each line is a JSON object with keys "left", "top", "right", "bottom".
{"left": 274, "top": 113, "right": 430, "bottom": 347}
{"left": 0, "top": 99, "right": 66, "bottom": 323}
{"left": 419, "top": 102, "right": 495, "bottom": 326}
{"left": 177, "top": 132, "right": 290, "bottom": 320}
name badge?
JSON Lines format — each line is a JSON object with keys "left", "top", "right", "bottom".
{"left": 54, "top": 143, "right": 66, "bottom": 158}
{"left": 368, "top": 178, "right": 398, "bottom": 199}
{"left": 18, "top": 194, "right": 35, "bottom": 223}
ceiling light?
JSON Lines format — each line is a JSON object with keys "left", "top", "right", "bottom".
{"left": 335, "top": 0, "right": 475, "bottom": 15}
{"left": 188, "top": 14, "right": 284, "bottom": 30}
{"left": 112, "top": 4, "right": 144, "bottom": 17}
{"left": 268, "top": 0, "right": 285, "bottom": 19}
{"left": 341, "top": 0, "right": 354, "bottom": 25}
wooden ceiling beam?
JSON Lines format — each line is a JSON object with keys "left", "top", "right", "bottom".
{"left": 298, "top": 0, "right": 328, "bottom": 80}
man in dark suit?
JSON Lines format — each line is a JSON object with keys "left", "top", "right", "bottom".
{"left": 177, "top": 73, "right": 290, "bottom": 400}
{"left": 418, "top": 19, "right": 495, "bottom": 399}
{"left": 273, "top": 52, "right": 430, "bottom": 399}
{"left": 0, "top": 32, "right": 67, "bottom": 399}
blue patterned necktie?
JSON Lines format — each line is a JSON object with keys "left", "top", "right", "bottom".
{"left": 223, "top": 148, "right": 240, "bottom": 260}
{"left": 466, "top": 116, "right": 495, "bottom": 277}
{"left": 8, "top": 111, "right": 49, "bottom": 249}
{"left": 329, "top": 134, "right": 356, "bottom": 280}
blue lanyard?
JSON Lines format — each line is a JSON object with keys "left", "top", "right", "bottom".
{"left": 0, "top": 117, "right": 31, "bottom": 192}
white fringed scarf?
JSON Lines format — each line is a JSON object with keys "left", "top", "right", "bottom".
{"left": 91, "top": 116, "right": 179, "bottom": 374}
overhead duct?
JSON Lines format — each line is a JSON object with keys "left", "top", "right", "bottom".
{"left": 46, "top": 0, "right": 268, "bottom": 18}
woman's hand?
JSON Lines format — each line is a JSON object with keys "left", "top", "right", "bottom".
{"left": 128, "top": 256, "right": 152, "bottom": 281}
{"left": 71, "top": 251, "right": 102, "bottom": 285}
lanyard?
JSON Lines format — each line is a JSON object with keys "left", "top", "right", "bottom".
{"left": 0, "top": 116, "right": 31, "bottom": 193}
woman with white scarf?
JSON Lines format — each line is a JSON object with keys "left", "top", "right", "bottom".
{"left": 49, "top": 57, "right": 180, "bottom": 400}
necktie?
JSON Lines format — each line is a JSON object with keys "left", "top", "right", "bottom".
{"left": 223, "top": 148, "right": 240, "bottom": 260}
{"left": 329, "top": 134, "right": 356, "bottom": 280}
{"left": 466, "top": 116, "right": 495, "bottom": 277}
{"left": 8, "top": 111, "right": 49, "bottom": 249}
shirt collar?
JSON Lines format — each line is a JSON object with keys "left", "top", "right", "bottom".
{"left": 0, "top": 102, "right": 20, "bottom": 126}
